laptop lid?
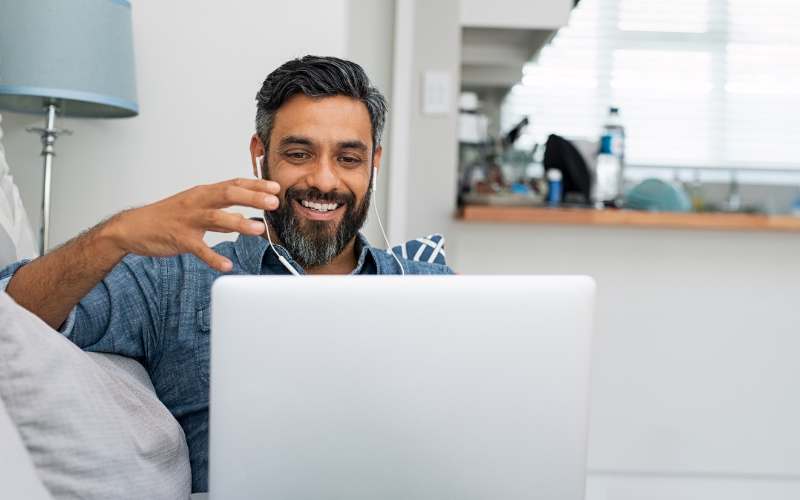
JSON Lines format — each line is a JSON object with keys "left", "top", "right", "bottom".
{"left": 209, "top": 275, "right": 595, "bottom": 499}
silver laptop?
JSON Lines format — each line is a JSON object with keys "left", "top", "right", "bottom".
{"left": 209, "top": 275, "right": 595, "bottom": 499}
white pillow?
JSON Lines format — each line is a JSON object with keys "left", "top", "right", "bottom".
{"left": 0, "top": 292, "right": 191, "bottom": 500}
{"left": 0, "top": 394, "right": 52, "bottom": 500}
{"left": 0, "top": 112, "right": 39, "bottom": 267}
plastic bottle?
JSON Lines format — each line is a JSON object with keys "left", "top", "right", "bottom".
{"left": 594, "top": 107, "right": 625, "bottom": 208}
{"left": 547, "top": 168, "right": 563, "bottom": 207}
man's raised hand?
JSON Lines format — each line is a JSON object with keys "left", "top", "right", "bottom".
{"left": 107, "top": 178, "right": 280, "bottom": 272}
{"left": 6, "top": 178, "right": 281, "bottom": 330}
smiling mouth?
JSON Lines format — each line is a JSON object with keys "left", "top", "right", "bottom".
{"left": 299, "top": 199, "right": 341, "bottom": 213}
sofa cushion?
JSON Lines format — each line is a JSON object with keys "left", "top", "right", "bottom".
{"left": 0, "top": 292, "right": 191, "bottom": 500}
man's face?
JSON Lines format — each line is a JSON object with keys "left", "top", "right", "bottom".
{"left": 252, "top": 94, "right": 381, "bottom": 268}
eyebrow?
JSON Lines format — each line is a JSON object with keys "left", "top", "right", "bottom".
{"left": 279, "top": 135, "right": 316, "bottom": 147}
{"left": 338, "top": 140, "right": 369, "bottom": 152}
{"left": 277, "top": 136, "right": 369, "bottom": 153}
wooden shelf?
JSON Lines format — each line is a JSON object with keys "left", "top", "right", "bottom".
{"left": 458, "top": 205, "right": 800, "bottom": 232}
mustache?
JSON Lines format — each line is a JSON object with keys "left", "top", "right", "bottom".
{"left": 284, "top": 185, "right": 356, "bottom": 206}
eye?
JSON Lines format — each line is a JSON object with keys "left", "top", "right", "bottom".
{"left": 282, "top": 150, "right": 310, "bottom": 161}
{"left": 338, "top": 156, "right": 363, "bottom": 165}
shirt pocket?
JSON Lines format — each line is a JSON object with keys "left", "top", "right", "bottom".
{"left": 195, "top": 304, "right": 211, "bottom": 386}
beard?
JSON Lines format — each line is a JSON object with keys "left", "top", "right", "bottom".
{"left": 264, "top": 168, "right": 372, "bottom": 269}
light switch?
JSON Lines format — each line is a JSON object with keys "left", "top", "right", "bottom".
{"left": 422, "top": 71, "right": 451, "bottom": 116}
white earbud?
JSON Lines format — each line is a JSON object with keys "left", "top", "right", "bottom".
{"left": 256, "top": 155, "right": 263, "bottom": 179}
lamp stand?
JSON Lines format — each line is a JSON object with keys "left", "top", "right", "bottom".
{"left": 27, "top": 103, "right": 71, "bottom": 254}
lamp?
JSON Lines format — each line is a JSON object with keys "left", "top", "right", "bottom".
{"left": 0, "top": 0, "right": 138, "bottom": 253}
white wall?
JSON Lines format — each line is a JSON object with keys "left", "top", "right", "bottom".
{"left": 2, "top": 0, "right": 349, "bottom": 250}
{"left": 390, "top": 0, "right": 461, "bottom": 242}
{"left": 347, "top": 0, "right": 396, "bottom": 246}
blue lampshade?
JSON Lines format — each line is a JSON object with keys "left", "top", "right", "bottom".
{"left": 0, "top": 0, "right": 138, "bottom": 118}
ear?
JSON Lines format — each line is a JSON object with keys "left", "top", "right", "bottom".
{"left": 372, "top": 146, "right": 383, "bottom": 193}
{"left": 373, "top": 145, "right": 383, "bottom": 175}
{"left": 250, "top": 134, "right": 265, "bottom": 178}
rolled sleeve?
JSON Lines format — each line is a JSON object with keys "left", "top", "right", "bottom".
{"left": 1, "top": 259, "right": 79, "bottom": 336}
{"left": 0, "top": 259, "right": 31, "bottom": 290}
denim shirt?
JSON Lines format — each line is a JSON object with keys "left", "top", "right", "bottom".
{"left": 0, "top": 229, "right": 454, "bottom": 492}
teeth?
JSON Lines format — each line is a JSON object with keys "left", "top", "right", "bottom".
{"left": 301, "top": 200, "right": 340, "bottom": 211}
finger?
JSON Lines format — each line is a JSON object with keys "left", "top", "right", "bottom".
{"left": 225, "top": 178, "right": 280, "bottom": 195}
{"left": 210, "top": 184, "right": 280, "bottom": 211}
{"left": 205, "top": 210, "right": 265, "bottom": 236}
{"left": 188, "top": 240, "right": 233, "bottom": 272}
{"left": 206, "top": 212, "right": 241, "bottom": 234}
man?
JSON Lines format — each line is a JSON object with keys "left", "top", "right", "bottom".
{"left": 0, "top": 56, "right": 454, "bottom": 492}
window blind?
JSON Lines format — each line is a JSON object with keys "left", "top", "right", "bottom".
{"left": 502, "top": 0, "right": 800, "bottom": 171}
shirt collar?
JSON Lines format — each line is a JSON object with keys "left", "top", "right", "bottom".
{"left": 233, "top": 220, "right": 378, "bottom": 275}
{"left": 233, "top": 229, "right": 272, "bottom": 276}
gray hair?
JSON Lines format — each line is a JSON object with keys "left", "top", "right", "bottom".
{"left": 255, "top": 56, "right": 388, "bottom": 155}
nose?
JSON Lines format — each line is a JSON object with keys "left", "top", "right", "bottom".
{"left": 305, "top": 156, "right": 339, "bottom": 194}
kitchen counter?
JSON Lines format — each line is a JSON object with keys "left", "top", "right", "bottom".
{"left": 458, "top": 205, "right": 800, "bottom": 232}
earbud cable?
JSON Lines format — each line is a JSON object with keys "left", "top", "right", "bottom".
{"left": 371, "top": 176, "right": 405, "bottom": 275}
{"left": 258, "top": 156, "right": 301, "bottom": 276}
{"left": 262, "top": 210, "right": 301, "bottom": 276}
